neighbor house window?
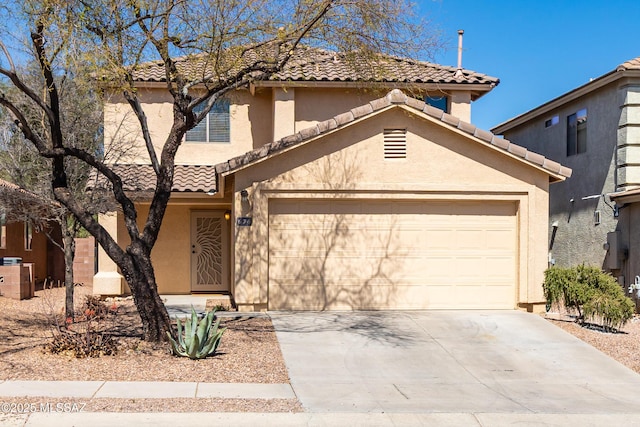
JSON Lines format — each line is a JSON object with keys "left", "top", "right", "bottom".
{"left": 425, "top": 95, "right": 448, "bottom": 112}
{"left": 186, "top": 99, "right": 230, "bottom": 143}
{"left": 24, "top": 222, "right": 32, "bottom": 251}
{"left": 567, "top": 108, "right": 587, "bottom": 156}
{"left": 545, "top": 115, "right": 559, "bottom": 128}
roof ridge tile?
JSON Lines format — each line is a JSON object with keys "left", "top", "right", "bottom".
{"left": 369, "top": 97, "right": 391, "bottom": 111}
{"left": 213, "top": 89, "right": 570, "bottom": 180}
{"left": 387, "top": 89, "right": 408, "bottom": 104}
{"left": 441, "top": 112, "right": 460, "bottom": 127}
{"left": 507, "top": 143, "right": 528, "bottom": 158}
{"left": 334, "top": 111, "right": 355, "bottom": 126}
{"left": 422, "top": 104, "right": 444, "bottom": 120}
{"left": 351, "top": 104, "right": 374, "bottom": 119}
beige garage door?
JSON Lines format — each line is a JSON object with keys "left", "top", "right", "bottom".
{"left": 268, "top": 199, "right": 517, "bottom": 310}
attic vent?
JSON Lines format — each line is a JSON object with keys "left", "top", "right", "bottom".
{"left": 384, "top": 129, "right": 407, "bottom": 160}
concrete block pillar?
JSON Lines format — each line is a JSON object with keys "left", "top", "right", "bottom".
{"left": 93, "top": 212, "right": 126, "bottom": 296}
{"left": 617, "top": 85, "right": 640, "bottom": 191}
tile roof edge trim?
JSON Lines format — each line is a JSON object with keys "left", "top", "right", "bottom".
{"left": 216, "top": 104, "right": 398, "bottom": 176}
{"left": 406, "top": 106, "right": 571, "bottom": 181}
{"left": 216, "top": 89, "right": 571, "bottom": 180}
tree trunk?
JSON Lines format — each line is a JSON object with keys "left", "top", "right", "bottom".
{"left": 124, "top": 247, "right": 173, "bottom": 342}
{"left": 63, "top": 227, "right": 76, "bottom": 321}
{"left": 130, "top": 282, "right": 173, "bottom": 342}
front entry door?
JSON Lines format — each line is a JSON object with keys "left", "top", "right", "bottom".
{"left": 190, "top": 211, "right": 229, "bottom": 292}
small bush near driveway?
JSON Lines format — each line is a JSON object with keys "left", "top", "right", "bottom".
{"left": 543, "top": 265, "right": 634, "bottom": 332}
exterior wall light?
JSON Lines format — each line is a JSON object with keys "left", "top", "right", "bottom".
{"left": 224, "top": 211, "right": 231, "bottom": 221}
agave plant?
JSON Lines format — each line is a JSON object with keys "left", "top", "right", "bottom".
{"left": 166, "top": 307, "right": 226, "bottom": 359}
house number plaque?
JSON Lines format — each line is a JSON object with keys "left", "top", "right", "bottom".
{"left": 236, "top": 217, "right": 253, "bottom": 227}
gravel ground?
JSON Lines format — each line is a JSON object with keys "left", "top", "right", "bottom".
{"left": 0, "top": 285, "right": 301, "bottom": 412}
{"left": 3, "top": 285, "right": 640, "bottom": 413}
{"left": 546, "top": 312, "right": 640, "bottom": 375}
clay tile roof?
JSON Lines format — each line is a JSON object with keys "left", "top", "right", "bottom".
{"left": 216, "top": 89, "right": 571, "bottom": 180}
{"left": 618, "top": 56, "right": 640, "bottom": 71}
{"left": 106, "top": 164, "right": 217, "bottom": 193}
{"left": 0, "top": 178, "right": 62, "bottom": 221}
{"left": 132, "top": 46, "right": 499, "bottom": 87}
{"left": 0, "top": 179, "right": 59, "bottom": 205}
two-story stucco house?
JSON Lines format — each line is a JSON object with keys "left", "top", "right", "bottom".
{"left": 95, "top": 48, "right": 571, "bottom": 312}
{"left": 492, "top": 56, "right": 640, "bottom": 297}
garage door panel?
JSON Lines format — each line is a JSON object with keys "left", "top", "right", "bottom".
{"left": 486, "top": 256, "right": 517, "bottom": 274}
{"left": 269, "top": 200, "right": 517, "bottom": 310}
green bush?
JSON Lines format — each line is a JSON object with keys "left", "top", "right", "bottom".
{"left": 543, "top": 265, "right": 634, "bottom": 331}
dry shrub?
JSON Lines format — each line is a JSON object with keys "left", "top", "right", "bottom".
{"left": 44, "top": 292, "right": 120, "bottom": 358}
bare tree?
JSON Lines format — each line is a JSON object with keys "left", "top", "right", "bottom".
{"left": 0, "top": 70, "right": 104, "bottom": 321}
{"left": 0, "top": 0, "right": 436, "bottom": 342}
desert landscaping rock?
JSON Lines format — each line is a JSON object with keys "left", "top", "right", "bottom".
{"left": 0, "top": 285, "right": 296, "bottom": 412}
{"left": 2, "top": 286, "right": 640, "bottom": 414}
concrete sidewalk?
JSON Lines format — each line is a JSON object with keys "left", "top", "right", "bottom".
{"left": 4, "top": 411, "right": 640, "bottom": 426}
{"left": 0, "top": 380, "right": 294, "bottom": 400}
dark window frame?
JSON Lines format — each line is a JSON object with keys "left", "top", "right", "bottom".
{"left": 566, "top": 108, "right": 587, "bottom": 156}
{"left": 186, "top": 99, "right": 231, "bottom": 143}
{"left": 545, "top": 115, "right": 559, "bottom": 128}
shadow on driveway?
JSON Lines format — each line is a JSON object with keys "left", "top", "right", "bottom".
{"left": 271, "top": 310, "right": 640, "bottom": 414}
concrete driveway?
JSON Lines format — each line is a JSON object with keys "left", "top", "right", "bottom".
{"left": 271, "top": 311, "right": 640, "bottom": 416}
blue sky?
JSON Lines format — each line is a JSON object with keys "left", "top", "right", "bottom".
{"left": 419, "top": 0, "right": 640, "bottom": 131}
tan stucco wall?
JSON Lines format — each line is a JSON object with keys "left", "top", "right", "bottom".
{"left": 231, "top": 106, "right": 551, "bottom": 311}
{"left": 95, "top": 196, "right": 232, "bottom": 296}
{"left": 450, "top": 91, "right": 472, "bottom": 122}
{"left": 294, "top": 88, "right": 389, "bottom": 130}
{"left": 104, "top": 89, "right": 272, "bottom": 165}
{"left": 294, "top": 87, "right": 473, "bottom": 129}
{"left": 104, "top": 86, "right": 472, "bottom": 169}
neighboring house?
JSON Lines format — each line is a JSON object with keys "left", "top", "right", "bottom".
{"left": 0, "top": 179, "right": 65, "bottom": 293}
{"left": 492, "top": 56, "right": 640, "bottom": 297}
{"left": 95, "top": 48, "right": 571, "bottom": 312}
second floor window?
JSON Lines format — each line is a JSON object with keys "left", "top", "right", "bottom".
{"left": 186, "top": 99, "right": 230, "bottom": 143}
{"left": 567, "top": 108, "right": 587, "bottom": 156}
{"left": 425, "top": 95, "right": 448, "bottom": 113}
{"left": 545, "top": 115, "right": 559, "bottom": 128}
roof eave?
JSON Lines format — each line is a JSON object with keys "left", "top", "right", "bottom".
{"left": 402, "top": 105, "right": 569, "bottom": 183}
{"left": 130, "top": 79, "right": 497, "bottom": 101}
{"left": 492, "top": 68, "right": 640, "bottom": 134}
{"left": 216, "top": 94, "right": 571, "bottom": 182}
{"left": 609, "top": 188, "right": 640, "bottom": 205}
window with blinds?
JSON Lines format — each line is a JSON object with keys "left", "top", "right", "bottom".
{"left": 384, "top": 129, "right": 407, "bottom": 160}
{"left": 186, "top": 99, "right": 230, "bottom": 143}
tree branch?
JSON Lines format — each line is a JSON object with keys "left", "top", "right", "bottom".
{"left": 122, "top": 90, "right": 160, "bottom": 174}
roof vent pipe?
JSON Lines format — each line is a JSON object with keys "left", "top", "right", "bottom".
{"left": 454, "top": 29, "right": 465, "bottom": 79}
